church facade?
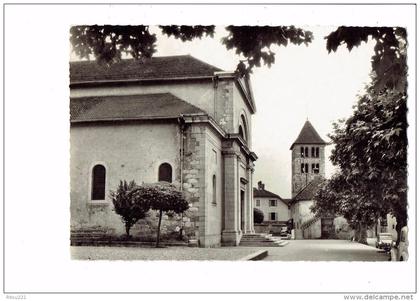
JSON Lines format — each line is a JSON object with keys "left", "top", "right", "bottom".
{"left": 70, "top": 55, "right": 258, "bottom": 247}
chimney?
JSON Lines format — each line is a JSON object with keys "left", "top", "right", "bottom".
{"left": 258, "top": 181, "right": 265, "bottom": 190}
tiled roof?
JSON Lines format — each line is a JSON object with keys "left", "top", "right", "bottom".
{"left": 70, "top": 93, "right": 205, "bottom": 122}
{"left": 70, "top": 55, "right": 223, "bottom": 84}
{"left": 293, "top": 177, "right": 325, "bottom": 202}
{"left": 290, "top": 120, "right": 327, "bottom": 149}
{"left": 253, "top": 188, "right": 281, "bottom": 199}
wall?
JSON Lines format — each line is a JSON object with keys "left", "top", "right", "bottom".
{"left": 254, "top": 197, "right": 290, "bottom": 222}
{"left": 291, "top": 144, "right": 325, "bottom": 197}
{"left": 70, "top": 122, "right": 183, "bottom": 235}
{"left": 202, "top": 127, "right": 224, "bottom": 246}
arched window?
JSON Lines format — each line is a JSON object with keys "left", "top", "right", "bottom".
{"left": 315, "top": 147, "right": 320, "bottom": 158}
{"left": 212, "top": 175, "right": 217, "bottom": 204}
{"left": 311, "top": 147, "right": 315, "bottom": 157}
{"left": 239, "top": 126, "right": 245, "bottom": 141}
{"left": 91, "top": 164, "right": 106, "bottom": 200}
{"left": 304, "top": 147, "right": 309, "bottom": 157}
{"left": 158, "top": 163, "right": 172, "bottom": 183}
{"left": 239, "top": 114, "right": 249, "bottom": 143}
{"left": 300, "top": 147, "right": 304, "bottom": 158}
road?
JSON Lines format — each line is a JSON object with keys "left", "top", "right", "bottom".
{"left": 261, "top": 239, "right": 389, "bottom": 261}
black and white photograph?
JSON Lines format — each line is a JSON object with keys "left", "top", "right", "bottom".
{"left": 2, "top": 2, "right": 417, "bottom": 299}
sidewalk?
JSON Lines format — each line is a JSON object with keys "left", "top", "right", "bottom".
{"left": 71, "top": 245, "right": 266, "bottom": 261}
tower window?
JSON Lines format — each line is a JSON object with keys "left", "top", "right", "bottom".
{"left": 91, "top": 164, "right": 106, "bottom": 200}
{"left": 314, "top": 164, "right": 319, "bottom": 174}
{"left": 304, "top": 147, "right": 309, "bottom": 157}
{"left": 311, "top": 147, "right": 315, "bottom": 157}
{"left": 315, "top": 147, "right": 319, "bottom": 158}
{"left": 305, "top": 163, "right": 308, "bottom": 173}
{"left": 300, "top": 147, "right": 304, "bottom": 158}
{"left": 158, "top": 163, "right": 172, "bottom": 183}
{"left": 301, "top": 163, "right": 305, "bottom": 173}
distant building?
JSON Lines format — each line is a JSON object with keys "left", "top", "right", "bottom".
{"left": 253, "top": 181, "right": 290, "bottom": 223}
{"left": 289, "top": 120, "right": 337, "bottom": 239}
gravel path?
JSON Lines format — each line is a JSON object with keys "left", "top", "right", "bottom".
{"left": 71, "top": 245, "right": 264, "bottom": 261}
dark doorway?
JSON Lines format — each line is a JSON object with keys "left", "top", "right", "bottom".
{"left": 240, "top": 190, "right": 245, "bottom": 232}
{"left": 321, "top": 218, "right": 335, "bottom": 238}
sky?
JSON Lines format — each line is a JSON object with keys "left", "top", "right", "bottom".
{"left": 153, "top": 26, "right": 375, "bottom": 198}
{"left": 70, "top": 26, "right": 375, "bottom": 198}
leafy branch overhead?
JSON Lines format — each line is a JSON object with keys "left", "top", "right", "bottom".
{"left": 70, "top": 25, "right": 313, "bottom": 75}
{"left": 325, "top": 26, "right": 407, "bottom": 93}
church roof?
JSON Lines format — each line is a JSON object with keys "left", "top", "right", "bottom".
{"left": 70, "top": 55, "right": 223, "bottom": 84}
{"left": 290, "top": 120, "right": 327, "bottom": 149}
{"left": 292, "top": 177, "right": 325, "bottom": 202}
{"left": 70, "top": 93, "right": 205, "bottom": 123}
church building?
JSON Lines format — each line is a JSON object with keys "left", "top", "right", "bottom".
{"left": 70, "top": 55, "right": 258, "bottom": 247}
{"left": 289, "top": 120, "right": 350, "bottom": 239}
{"left": 289, "top": 120, "right": 330, "bottom": 239}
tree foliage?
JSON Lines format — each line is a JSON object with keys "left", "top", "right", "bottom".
{"left": 313, "top": 26, "right": 408, "bottom": 244}
{"left": 140, "top": 182, "right": 189, "bottom": 247}
{"left": 110, "top": 180, "right": 150, "bottom": 237}
{"left": 253, "top": 207, "right": 264, "bottom": 224}
{"left": 70, "top": 25, "right": 313, "bottom": 75}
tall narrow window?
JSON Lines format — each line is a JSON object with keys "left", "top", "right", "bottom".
{"left": 305, "top": 163, "right": 309, "bottom": 173}
{"left": 314, "top": 163, "right": 319, "bottom": 174}
{"left": 212, "top": 175, "right": 217, "bottom": 204}
{"left": 315, "top": 147, "right": 320, "bottom": 158}
{"left": 301, "top": 163, "right": 305, "bottom": 173}
{"left": 158, "top": 163, "right": 172, "bottom": 183}
{"left": 270, "top": 212, "right": 277, "bottom": 221}
{"left": 311, "top": 147, "right": 315, "bottom": 157}
{"left": 91, "top": 164, "right": 106, "bottom": 200}
{"left": 311, "top": 163, "right": 315, "bottom": 173}
{"left": 304, "top": 147, "right": 309, "bottom": 157}
{"left": 300, "top": 147, "right": 304, "bottom": 158}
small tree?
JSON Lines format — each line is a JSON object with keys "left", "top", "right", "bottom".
{"left": 141, "top": 182, "right": 189, "bottom": 247}
{"left": 254, "top": 208, "right": 264, "bottom": 224}
{"left": 110, "top": 180, "right": 150, "bottom": 237}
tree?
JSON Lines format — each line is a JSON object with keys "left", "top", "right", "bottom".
{"left": 253, "top": 208, "right": 264, "bottom": 224}
{"left": 110, "top": 180, "right": 150, "bottom": 237}
{"left": 70, "top": 25, "right": 313, "bottom": 75}
{"left": 318, "top": 26, "right": 408, "bottom": 244}
{"left": 140, "top": 182, "right": 189, "bottom": 247}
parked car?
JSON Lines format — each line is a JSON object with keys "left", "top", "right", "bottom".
{"left": 376, "top": 232, "right": 393, "bottom": 251}
{"left": 397, "top": 226, "right": 409, "bottom": 261}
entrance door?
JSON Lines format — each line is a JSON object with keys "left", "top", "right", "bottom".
{"left": 240, "top": 190, "right": 245, "bottom": 232}
{"left": 321, "top": 218, "right": 334, "bottom": 238}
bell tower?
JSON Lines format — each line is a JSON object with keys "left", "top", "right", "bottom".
{"left": 291, "top": 120, "right": 327, "bottom": 197}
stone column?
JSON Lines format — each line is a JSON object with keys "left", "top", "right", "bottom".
{"left": 248, "top": 163, "right": 255, "bottom": 233}
{"left": 221, "top": 150, "right": 240, "bottom": 246}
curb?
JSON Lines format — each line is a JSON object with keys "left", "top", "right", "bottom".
{"left": 238, "top": 250, "right": 268, "bottom": 261}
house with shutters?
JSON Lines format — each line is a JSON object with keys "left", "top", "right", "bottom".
{"left": 69, "top": 55, "right": 258, "bottom": 247}
{"left": 253, "top": 181, "right": 290, "bottom": 223}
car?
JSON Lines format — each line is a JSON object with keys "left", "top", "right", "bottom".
{"left": 376, "top": 232, "right": 393, "bottom": 251}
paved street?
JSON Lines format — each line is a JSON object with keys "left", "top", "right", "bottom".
{"left": 261, "top": 239, "right": 389, "bottom": 261}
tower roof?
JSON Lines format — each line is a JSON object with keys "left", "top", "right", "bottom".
{"left": 290, "top": 120, "right": 327, "bottom": 150}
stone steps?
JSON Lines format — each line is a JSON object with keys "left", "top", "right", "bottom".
{"left": 239, "top": 233, "right": 289, "bottom": 247}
